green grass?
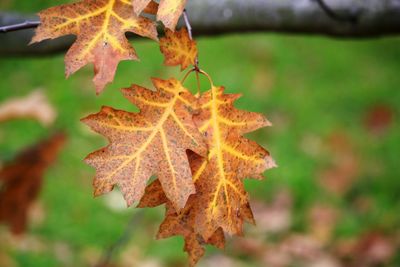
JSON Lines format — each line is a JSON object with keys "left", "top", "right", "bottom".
{"left": 1, "top": 1, "right": 400, "bottom": 266}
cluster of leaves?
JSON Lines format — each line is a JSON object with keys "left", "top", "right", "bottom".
{"left": 81, "top": 31, "right": 276, "bottom": 264}
{"left": 31, "top": 0, "right": 187, "bottom": 94}
{"left": 30, "top": 0, "right": 276, "bottom": 265}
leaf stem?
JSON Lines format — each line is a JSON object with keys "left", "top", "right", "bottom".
{"left": 195, "top": 70, "right": 201, "bottom": 95}
{"left": 181, "top": 68, "right": 214, "bottom": 90}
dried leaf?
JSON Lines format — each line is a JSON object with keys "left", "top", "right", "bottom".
{"left": 82, "top": 78, "right": 207, "bottom": 210}
{"left": 31, "top": 0, "right": 158, "bottom": 94}
{"left": 133, "top": 0, "right": 187, "bottom": 30}
{"left": 251, "top": 191, "right": 292, "bottom": 235}
{"left": 177, "top": 85, "right": 275, "bottom": 239}
{"left": 364, "top": 104, "right": 394, "bottom": 135}
{"left": 318, "top": 132, "right": 359, "bottom": 196}
{"left": 0, "top": 90, "right": 56, "bottom": 126}
{"left": 308, "top": 204, "right": 339, "bottom": 244}
{"left": 156, "top": 202, "right": 225, "bottom": 267}
{"left": 0, "top": 133, "right": 66, "bottom": 234}
{"left": 160, "top": 28, "right": 197, "bottom": 70}
{"left": 335, "top": 232, "right": 395, "bottom": 266}
{"left": 132, "top": 0, "right": 152, "bottom": 14}
{"left": 140, "top": 83, "right": 276, "bottom": 265}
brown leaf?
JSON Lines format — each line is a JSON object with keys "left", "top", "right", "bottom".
{"left": 0, "top": 132, "right": 66, "bottom": 234}
{"left": 307, "top": 204, "right": 339, "bottom": 244}
{"left": 251, "top": 190, "right": 292, "bottom": 235}
{"left": 364, "top": 104, "right": 394, "bottom": 135}
{"left": 177, "top": 85, "right": 276, "bottom": 240}
{"left": 31, "top": 0, "right": 158, "bottom": 94}
{"left": 0, "top": 90, "right": 56, "bottom": 126}
{"left": 156, "top": 202, "right": 225, "bottom": 267}
{"left": 160, "top": 28, "right": 198, "bottom": 70}
{"left": 139, "top": 82, "right": 276, "bottom": 265}
{"left": 132, "top": 0, "right": 152, "bottom": 14}
{"left": 132, "top": 0, "right": 187, "bottom": 30}
{"left": 82, "top": 78, "right": 207, "bottom": 210}
{"left": 318, "top": 132, "right": 359, "bottom": 196}
{"left": 336, "top": 232, "right": 395, "bottom": 266}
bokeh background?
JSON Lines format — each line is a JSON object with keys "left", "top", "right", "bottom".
{"left": 1, "top": 1, "right": 399, "bottom": 266}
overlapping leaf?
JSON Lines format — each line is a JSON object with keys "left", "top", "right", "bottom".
{"left": 160, "top": 28, "right": 198, "bottom": 70}
{"left": 82, "top": 78, "right": 207, "bottom": 210}
{"left": 132, "top": 0, "right": 187, "bottom": 30}
{"left": 139, "top": 178, "right": 225, "bottom": 266}
{"left": 140, "top": 84, "right": 276, "bottom": 264}
{"left": 0, "top": 133, "right": 66, "bottom": 234}
{"left": 31, "top": 0, "right": 158, "bottom": 94}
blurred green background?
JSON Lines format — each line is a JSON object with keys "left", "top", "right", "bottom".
{"left": 0, "top": 1, "right": 399, "bottom": 267}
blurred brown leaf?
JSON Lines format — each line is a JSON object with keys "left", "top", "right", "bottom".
{"left": 364, "top": 104, "right": 394, "bottom": 135}
{"left": 0, "top": 90, "right": 57, "bottom": 126}
{"left": 0, "top": 250, "right": 16, "bottom": 267}
{"left": 0, "top": 132, "right": 66, "bottom": 234}
{"left": 318, "top": 133, "right": 359, "bottom": 196}
{"left": 198, "top": 254, "right": 244, "bottom": 267}
{"left": 308, "top": 204, "right": 340, "bottom": 244}
{"left": 251, "top": 190, "right": 292, "bottom": 235}
{"left": 336, "top": 232, "right": 395, "bottom": 267}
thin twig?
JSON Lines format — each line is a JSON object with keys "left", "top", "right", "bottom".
{"left": 0, "top": 20, "right": 40, "bottom": 33}
{"left": 94, "top": 210, "right": 143, "bottom": 267}
{"left": 182, "top": 9, "right": 193, "bottom": 40}
{"left": 314, "top": 0, "right": 359, "bottom": 24}
{"left": 182, "top": 9, "right": 199, "bottom": 69}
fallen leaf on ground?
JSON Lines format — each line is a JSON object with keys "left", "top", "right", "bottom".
{"left": 0, "top": 132, "right": 66, "bottom": 234}
{"left": 318, "top": 132, "right": 359, "bottom": 196}
{"left": 364, "top": 104, "right": 394, "bottom": 135}
{"left": 307, "top": 204, "right": 339, "bottom": 244}
{"left": 0, "top": 90, "right": 56, "bottom": 126}
{"left": 335, "top": 232, "right": 395, "bottom": 266}
{"left": 251, "top": 190, "right": 292, "bottom": 235}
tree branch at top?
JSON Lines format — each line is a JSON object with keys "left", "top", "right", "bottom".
{"left": 1, "top": 0, "right": 400, "bottom": 56}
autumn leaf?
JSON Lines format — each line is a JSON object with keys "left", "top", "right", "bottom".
{"left": 0, "top": 90, "right": 56, "bottom": 126}
{"left": 159, "top": 204, "right": 225, "bottom": 267}
{"left": 31, "top": 0, "right": 158, "bottom": 94}
{"left": 160, "top": 28, "right": 198, "bottom": 70}
{"left": 82, "top": 78, "right": 207, "bottom": 210}
{"left": 0, "top": 133, "right": 66, "bottom": 234}
{"left": 182, "top": 85, "right": 276, "bottom": 239}
{"left": 132, "top": 0, "right": 153, "bottom": 15}
{"left": 139, "top": 82, "right": 276, "bottom": 264}
{"left": 139, "top": 179, "right": 225, "bottom": 267}
{"left": 132, "top": 0, "right": 187, "bottom": 30}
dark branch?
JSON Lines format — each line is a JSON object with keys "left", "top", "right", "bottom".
{"left": 0, "top": 20, "right": 39, "bottom": 33}
{"left": 1, "top": 0, "right": 400, "bottom": 56}
{"left": 314, "top": 0, "right": 359, "bottom": 24}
